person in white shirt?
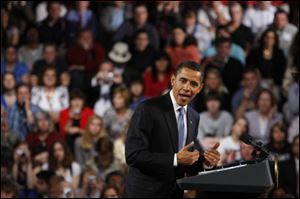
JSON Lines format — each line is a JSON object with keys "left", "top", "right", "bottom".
{"left": 198, "top": 92, "right": 233, "bottom": 150}
{"left": 245, "top": 89, "right": 283, "bottom": 145}
{"left": 243, "top": 1, "right": 276, "bottom": 34}
{"left": 218, "top": 117, "right": 249, "bottom": 165}
{"left": 31, "top": 67, "right": 69, "bottom": 122}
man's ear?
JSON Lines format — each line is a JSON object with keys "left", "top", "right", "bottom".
{"left": 171, "top": 75, "right": 176, "bottom": 87}
{"left": 197, "top": 83, "right": 204, "bottom": 94}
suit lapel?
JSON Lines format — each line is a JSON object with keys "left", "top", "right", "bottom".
{"left": 162, "top": 94, "right": 178, "bottom": 152}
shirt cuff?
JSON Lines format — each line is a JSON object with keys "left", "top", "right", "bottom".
{"left": 173, "top": 154, "right": 178, "bottom": 167}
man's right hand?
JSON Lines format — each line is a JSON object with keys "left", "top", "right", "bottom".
{"left": 177, "top": 142, "right": 200, "bottom": 165}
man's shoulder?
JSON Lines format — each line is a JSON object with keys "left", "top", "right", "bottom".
{"left": 137, "top": 94, "right": 168, "bottom": 110}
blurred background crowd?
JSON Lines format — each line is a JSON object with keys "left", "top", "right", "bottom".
{"left": 0, "top": 1, "right": 299, "bottom": 198}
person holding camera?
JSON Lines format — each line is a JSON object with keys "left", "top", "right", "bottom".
{"left": 59, "top": 90, "right": 94, "bottom": 153}
{"left": 7, "top": 83, "right": 41, "bottom": 141}
{"left": 79, "top": 167, "right": 104, "bottom": 198}
{"left": 91, "top": 61, "right": 123, "bottom": 117}
{"left": 12, "top": 142, "right": 35, "bottom": 196}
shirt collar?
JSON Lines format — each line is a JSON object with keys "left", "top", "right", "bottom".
{"left": 170, "top": 89, "right": 188, "bottom": 113}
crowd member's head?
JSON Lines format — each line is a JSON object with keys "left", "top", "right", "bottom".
{"left": 183, "top": 9, "right": 197, "bottom": 27}
{"left": 40, "top": 67, "right": 59, "bottom": 87}
{"left": 259, "top": 28, "right": 279, "bottom": 49}
{"left": 229, "top": 2, "right": 243, "bottom": 24}
{"left": 241, "top": 68, "right": 260, "bottom": 90}
{"left": 35, "top": 170, "right": 56, "bottom": 197}
{"left": 133, "top": 3, "right": 148, "bottom": 27}
{"left": 171, "top": 61, "right": 204, "bottom": 106}
{"left": 80, "top": 115, "right": 106, "bottom": 150}
{"left": 129, "top": 79, "right": 144, "bottom": 99}
{"left": 171, "top": 25, "right": 187, "bottom": 47}
{"left": 49, "top": 140, "right": 74, "bottom": 171}
{"left": 112, "top": 87, "right": 131, "bottom": 111}
{"left": 257, "top": 1, "right": 272, "bottom": 10}
{"left": 69, "top": 89, "right": 86, "bottom": 115}
{"left": 216, "top": 25, "right": 231, "bottom": 39}
{"left": 240, "top": 142, "right": 254, "bottom": 161}
{"left": 16, "top": 83, "right": 31, "bottom": 106}
{"left": 4, "top": 46, "right": 17, "bottom": 64}
{"left": 46, "top": 1, "right": 62, "bottom": 21}
{"left": 76, "top": 1, "right": 90, "bottom": 12}
{"left": 105, "top": 171, "right": 125, "bottom": 197}
{"left": 95, "top": 137, "right": 114, "bottom": 169}
{"left": 25, "top": 26, "right": 39, "bottom": 46}
{"left": 291, "top": 135, "right": 299, "bottom": 158}
{"left": 151, "top": 50, "right": 172, "bottom": 82}
{"left": 274, "top": 10, "right": 289, "bottom": 31}
{"left": 78, "top": 29, "right": 94, "bottom": 50}
{"left": 205, "top": 92, "right": 223, "bottom": 114}
{"left": 101, "top": 185, "right": 119, "bottom": 198}
{"left": 1, "top": 177, "right": 19, "bottom": 198}
{"left": 48, "top": 175, "right": 64, "bottom": 198}
{"left": 1, "top": 72, "right": 16, "bottom": 93}
{"left": 231, "top": 117, "right": 249, "bottom": 137}
{"left": 269, "top": 123, "right": 288, "bottom": 148}
{"left": 255, "top": 89, "right": 276, "bottom": 115}
{"left": 133, "top": 29, "right": 150, "bottom": 52}
{"left": 1, "top": 160, "right": 12, "bottom": 179}
{"left": 42, "top": 43, "right": 57, "bottom": 64}
{"left": 204, "top": 68, "right": 223, "bottom": 91}
{"left": 34, "top": 111, "right": 55, "bottom": 134}
{"left": 215, "top": 37, "right": 232, "bottom": 59}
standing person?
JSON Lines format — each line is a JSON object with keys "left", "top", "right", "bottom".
{"left": 125, "top": 61, "right": 220, "bottom": 197}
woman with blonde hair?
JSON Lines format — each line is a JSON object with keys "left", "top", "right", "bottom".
{"left": 74, "top": 115, "right": 107, "bottom": 170}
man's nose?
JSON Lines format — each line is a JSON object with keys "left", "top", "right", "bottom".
{"left": 183, "top": 82, "right": 191, "bottom": 91}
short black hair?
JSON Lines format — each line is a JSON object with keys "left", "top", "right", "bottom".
{"left": 176, "top": 61, "right": 203, "bottom": 83}
{"left": 205, "top": 91, "right": 223, "bottom": 104}
{"left": 274, "top": 9, "right": 288, "bottom": 18}
{"left": 105, "top": 171, "right": 125, "bottom": 184}
{"left": 243, "top": 67, "right": 259, "bottom": 76}
{"left": 215, "top": 37, "right": 232, "bottom": 47}
{"left": 16, "top": 83, "right": 31, "bottom": 93}
{"left": 36, "top": 170, "right": 56, "bottom": 183}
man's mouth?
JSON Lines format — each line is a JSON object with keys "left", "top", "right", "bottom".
{"left": 179, "top": 93, "right": 191, "bottom": 99}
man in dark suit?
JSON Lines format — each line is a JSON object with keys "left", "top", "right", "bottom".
{"left": 125, "top": 61, "right": 221, "bottom": 198}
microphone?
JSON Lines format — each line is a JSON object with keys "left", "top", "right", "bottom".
{"left": 240, "top": 133, "right": 270, "bottom": 156}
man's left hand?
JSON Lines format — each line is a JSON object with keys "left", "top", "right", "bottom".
{"left": 204, "top": 142, "right": 220, "bottom": 167}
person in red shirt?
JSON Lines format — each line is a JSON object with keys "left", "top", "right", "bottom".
{"left": 59, "top": 90, "right": 94, "bottom": 153}
{"left": 26, "top": 111, "right": 61, "bottom": 152}
{"left": 166, "top": 25, "right": 201, "bottom": 70}
{"left": 143, "top": 50, "right": 172, "bottom": 97}
{"left": 66, "top": 29, "right": 106, "bottom": 91}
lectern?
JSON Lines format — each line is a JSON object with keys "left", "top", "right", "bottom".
{"left": 177, "top": 160, "right": 274, "bottom": 194}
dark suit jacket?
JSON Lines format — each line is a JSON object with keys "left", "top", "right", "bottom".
{"left": 124, "top": 93, "right": 204, "bottom": 198}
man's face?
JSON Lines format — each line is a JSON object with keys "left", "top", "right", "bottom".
{"left": 43, "top": 46, "right": 56, "bottom": 63}
{"left": 216, "top": 42, "right": 231, "bottom": 58}
{"left": 134, "top": 6, "right": 148, "bottom": 26}
{"left": 5, "top": 47, "right": 17, "bottom": 63}
{"left": 275, "top": 13, "right": 288, "bottom": 30}
{"left": 171, "top": 67, "right": 203, "bottom": 106}
{"left": 48, "top": 3, "right": 61, "bottom": 19}
{"left": 242, "top": 72, "right": 258, "bottom": 90}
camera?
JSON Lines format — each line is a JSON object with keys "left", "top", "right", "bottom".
{"left": 107, "top": 72, "right": 114, "bottom": 82}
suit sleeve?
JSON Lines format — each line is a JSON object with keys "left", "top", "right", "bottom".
{"left": 125, "top": 103, "right": 174, "bottom": 175}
